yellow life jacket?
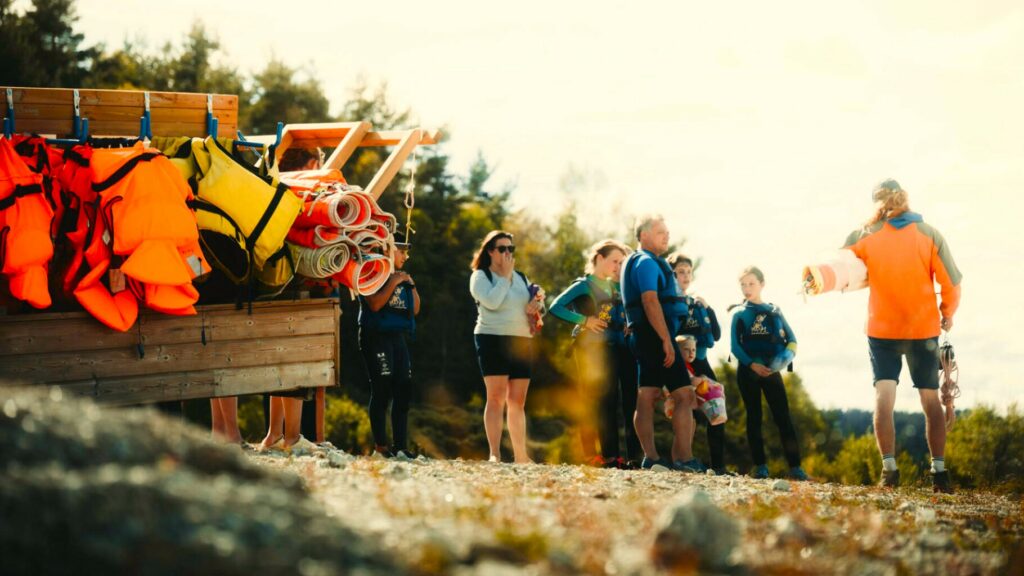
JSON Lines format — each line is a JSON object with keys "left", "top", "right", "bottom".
{"left": 183, "top": 137, "right": 301, "bottom": 285}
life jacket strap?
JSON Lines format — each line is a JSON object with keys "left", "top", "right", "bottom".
{"left": 0, "top": 183, "right": 44, "bottom": 211}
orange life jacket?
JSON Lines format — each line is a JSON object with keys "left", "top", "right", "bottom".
{"left": 73, "top": 143, "right": 209, "bottom": 330}
{"left": 0, "top": 137, "right": 54, "bottom": 309}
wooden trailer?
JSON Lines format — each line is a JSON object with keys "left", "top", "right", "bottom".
{"left": 0, "top": 86, "right": 436, "bottom": 441}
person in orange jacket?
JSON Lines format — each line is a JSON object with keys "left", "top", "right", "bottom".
{"left": 843, "top": 179, "right": 961, "bottom": 493}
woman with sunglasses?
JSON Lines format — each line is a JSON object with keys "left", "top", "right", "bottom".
{"left": 470, "top": 230, "right": 545, "bottom": 463}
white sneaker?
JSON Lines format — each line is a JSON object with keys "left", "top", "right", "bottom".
{"left": 488, "top": 454, "right": 500, "bottom": 463}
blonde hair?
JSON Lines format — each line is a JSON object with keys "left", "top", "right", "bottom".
{"left": 585, "top": 239, "right": 629, "bottom": 274}
{"left": 674, "top": 334, "right": 697, "bottom": 346}
{"left": 866, "top": 179, "right": 910, "bottom": 228}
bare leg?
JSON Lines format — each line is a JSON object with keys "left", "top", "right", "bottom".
{"left": 261, "top": 396, "right": 285, "bottom": 449}
{"left": 282, "top": 398, "right": 304, "bottom": 447}
{"left": 483, "top": 376, "right": 509, "bottom": 460}
{"left": 507, "top": 378, "right": 532, "bottom": 463}
{"left": 210, "top": 399, "right": 225, "bottom": 439}
{"left": 212, "top": 397, "right": 242, "bottom": 444}
{"left": 670, "top": 387, "right": 696, "bottom": 462}
{"left": 635, "top": 387, "right": 662, "bottom": 460}
{"left": 874, "top": 380, "right": 897, "bottom": 457}
{"left": 919, "top": 388, "right": 946, "bottom": 460}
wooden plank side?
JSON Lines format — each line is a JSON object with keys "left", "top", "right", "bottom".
{"left": 51, "top": 360, "right": 335, "bottom": 406}
{"left": 0, "top": 334, "right": 334, "bottom": 384}
{"left": 1, "top": 87, "right": 237, "bottom": 137}
{"left": 0, "top": 298, "right": 338, "bottom": 324}
{"left": 0, "top": 305, "right": 336, "bottom": 356}
{"left": 1, "top": 88, "right": 236, "bottom": 110}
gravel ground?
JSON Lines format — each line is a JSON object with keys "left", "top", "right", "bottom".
{"left": 254, "top": 444, "right": 1024, "bottom": 576}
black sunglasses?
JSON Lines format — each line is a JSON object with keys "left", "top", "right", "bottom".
{"left": 493, "top": 245, "right": 516, "bottom": 254}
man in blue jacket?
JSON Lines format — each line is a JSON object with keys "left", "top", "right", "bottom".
{"left": 620, "top": 215, "right": 700, "bottom": 471}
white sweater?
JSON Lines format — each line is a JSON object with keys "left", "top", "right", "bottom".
{"left": 469, "top": 269, "right": 532, "bottom": 337}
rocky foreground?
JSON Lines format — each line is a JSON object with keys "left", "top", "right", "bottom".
{"left": 2, "top": 388, "right": 1021, "bottom": 575}
{"left": 257, "top": 447, "right": 1022, "bottom": 576}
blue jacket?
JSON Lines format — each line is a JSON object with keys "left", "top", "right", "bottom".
{"left": 620, "top": 249, "right": 687, "bottom": 334}
{"left": 677, "top": 297, "right": 720, "bottom": 360}
{"left": 730, "top": 301, "right": 796, "bottom": 367}
{"left": 359, "top": 281, "right": 416, "bottom": 334}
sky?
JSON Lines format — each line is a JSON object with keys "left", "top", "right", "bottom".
{"left": 74, "top": 0, "right": 1024, "bottom": 413}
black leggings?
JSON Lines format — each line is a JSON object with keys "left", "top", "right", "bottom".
{"left": 610, "top": 342, "right": 641, "bottom": 461}
{"left": 691, "top": 357, "right": 725, "bottom": 470}
{"left": 737, "top": 364, "right": 801, "bottom": 467}
{"left": 360, "top": 330, "right": 412, "bottom": 450}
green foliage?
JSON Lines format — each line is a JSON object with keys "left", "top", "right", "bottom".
{"left": 947, "top": 404, "right": 1024, "bottom": 492}
{"left": 236, "top": 395, "right": 266, "bottom": 443}
{"left": 323, "top": 395, "right": 373, "bottom": 453}
{"left": 0, "top": 0, "right": 94, "bottom": 87}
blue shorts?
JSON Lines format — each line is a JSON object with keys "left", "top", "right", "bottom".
{"left": 628, "top": 326, "right": 689, "bottom": 392}
{"left": 475, "top": 334, "right": 533, "bottom": 380}
{"left": 868, "top": 337, "right": 940, "bottom": 390}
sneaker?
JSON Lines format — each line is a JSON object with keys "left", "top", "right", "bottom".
{"left": 487, "top": 454, "right": 501, "bottom": 463}
{"left": 372, "top": 446, "right": 395, "bottom": 459}
{"left": 673, "top": 459, "right": 704, "bottom": 473}
{"left": 585, "top": 455, "right": 607, "bottom": 467}
{"left": 789, "top": 466, "right": 809, "bottom": 481}
{"left": 602, "top": 457, "right": 624, "bottom": 469}
{"left": 393, "top": 449, "right": 419, "bottom": 461}
{"left": 750, "top": 464, "right": 770, "bottom": 479}
{"left": 879, "top": 469, "right": 900, "bottom": 488}
{"left": 622, "top": 459, "right": 642, "bottom": 470}
{"left": 712, "top": 467, "right": 738, "bottom": 477}
{"left": 641, "top": 456, "right": 672, "bottom": 471}
{"left": 931, "top": 470, "right": 953, "bottom": 494}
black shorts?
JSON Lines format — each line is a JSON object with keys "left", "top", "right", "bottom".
{"left": 628, "top": 326, "right": 690, "bottom": 392}
{"left": 868, "top": 337, "right": 940, "bottom": 390}
{"left": 475, "top": 334, "right": 533, "bottom": 380}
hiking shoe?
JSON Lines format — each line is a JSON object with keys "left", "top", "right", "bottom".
{"left": 879, "top": 469, "right": 900, "bottom": 488}
{"left": 932, "top": 471, "right": 953, "bottom": 494}
{"left": 789, "top": 467, "right": 809, "bottom": 481}
{"left": 711, "top": 467, "right": 738, "bottom": 477}
{"left": 750, "top": 464, "right": 770, "bottom": 479}
{"left": 371, "top": 447, "right": 395, "bottom": 459}
{"left": 673, "top": 459, "right": 704, "bottom": 473}
{"left": 622, "top": 459, "right": 642, "bottom": 470}
{"left": 641, "top": 457, "right": 672, "bottom": 471}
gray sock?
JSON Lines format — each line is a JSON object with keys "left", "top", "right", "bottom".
{"left": 882, "top": 455, "right": 898, "bottom": 472}
{"left": 931, "top": 457, "right": 945, "bottom": 473}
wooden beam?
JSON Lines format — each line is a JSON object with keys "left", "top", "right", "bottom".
{"left": 364, "top": 129, "right": 421, "bottom": 200}
{"left": 324, "top": 121, "right": 371, "bottom": 169}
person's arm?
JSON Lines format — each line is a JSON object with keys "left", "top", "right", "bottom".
{"left": 364, "top": 274, "right": 406, "bottom": 312}
{"left": 410, "top": 282, "right": 420, "bottom": 316}
{"left": 708, "top": 306, "right": 721, "bottom": 342}
{"left": 730, "top": 313, "right": 754, "bottom": 367}
{"left": 928, "top": 227, "right": 963, "bottom": 329}
{"left": 470, "top": 269, "right": 512, "bottom": 310}
{"left": 548, "top": 281, "right": 589, "bottom": 326}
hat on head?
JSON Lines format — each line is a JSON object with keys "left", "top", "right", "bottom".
{"left": 393, "top": 230, "right": 411, "bottom": 250}
{"left": 872, "top": 178, "right": 902, "bottom": 201}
